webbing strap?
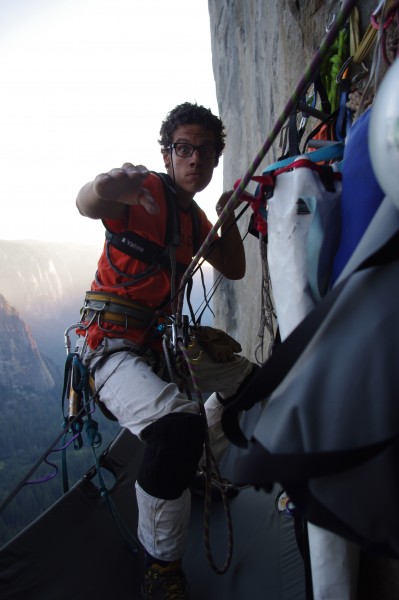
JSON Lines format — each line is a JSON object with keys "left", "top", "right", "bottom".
{"left": 104, "top": 229, "right": 172, "bottom": 266}
{"left": 234, "top": 436, "right": 396, "bottom": 488}
{"left": 263, "top": 142, "right": 344, "bottom": 173}
{"left": 82, "top": 291, "right": 157, "bottom": 329}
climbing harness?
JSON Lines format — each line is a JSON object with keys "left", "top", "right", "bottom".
{"left": 81, "top": 291, "right": 157, "bottom": 333}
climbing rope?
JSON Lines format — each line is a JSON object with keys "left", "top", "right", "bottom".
{"left": 0, "top": 400, "right": 89, "bottom": 515}
{"left": 177, "top": 340, "right": 234, "bottom": 575}
{"left": 254, "top": 233, "right": 275, "bottom": 364}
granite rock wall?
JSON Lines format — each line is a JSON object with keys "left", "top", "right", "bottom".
{"left": 208, "top": 0, "right": 375, "bottom": 359}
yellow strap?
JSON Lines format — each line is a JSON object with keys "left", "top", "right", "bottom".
{"left": 349, "top": 7, "right": 360, "bottom": 57}
{"left": 85, "top": 290, "right": 153, "bottom": 314}
{"left": 82, "top": 308, "right": 150, "bottom": 329}
{"left": 353, "top": 25, "right": 377, "bottom": 63}
{"left": 353, "top": 0, "right": 397, "bottom": 64}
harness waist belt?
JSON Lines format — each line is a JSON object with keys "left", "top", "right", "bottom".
{"left": 82, "top": 291, "right": 156, "bottom": 329}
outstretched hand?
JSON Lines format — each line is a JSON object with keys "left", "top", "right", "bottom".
{"left": 94, "top": 163, "right": 159, "bottom": 214}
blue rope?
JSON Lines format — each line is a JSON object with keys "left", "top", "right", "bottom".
{"left": 61, "top": 352, "right": 140, "bottom": 553}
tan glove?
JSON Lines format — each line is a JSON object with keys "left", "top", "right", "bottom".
{"left": 193, "top": 326, "right": 242, "bottom": 363}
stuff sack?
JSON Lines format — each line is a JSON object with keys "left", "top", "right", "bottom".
{"left": 331, "top": 107, "right": 385, "bottom": 283}
{"left": 266, "top": 158, "right": 342, "bottom": 340}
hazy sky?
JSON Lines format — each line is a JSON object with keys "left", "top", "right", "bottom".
{"left": 0, "top": 0, "right": 223, "bottom": 247}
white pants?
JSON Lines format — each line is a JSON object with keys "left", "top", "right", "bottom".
{"left": 308, "top": 524, "right": 359, "bottom": 600}
{"left": 80, "top": 336, "right": 252, "bottom": 560}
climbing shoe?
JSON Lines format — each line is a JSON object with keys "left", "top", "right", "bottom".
{"left": 141, "top": 560, "right": 189, "bottom": 599}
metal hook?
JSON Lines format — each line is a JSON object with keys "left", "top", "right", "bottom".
{"left": 64, "top": 323, "right": 84, "bottom": 355}
{"left": 351, "top": 62, "right": 369, "bottom": 85}
{"left": 97, "top": 312, "right": 128, "bottom": 333}
{"left": 336, "top": 55, "right": 354, "bottom": 84}
{"left": 326, "top": 12, "right": 336, "bottom": 33}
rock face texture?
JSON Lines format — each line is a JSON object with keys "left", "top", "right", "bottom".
{"left": 208, "top": 0, "right": 375, "bottom": 358}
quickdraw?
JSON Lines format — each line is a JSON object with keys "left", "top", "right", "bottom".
{"left": 61, "top": 350, "right": 102, "bottom": 489}
{"left": 61, "top": 331, "right": 141, "bottom": 553}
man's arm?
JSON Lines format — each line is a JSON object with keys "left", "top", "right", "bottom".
{"left": 205, "top": 191, "right": 246, "bottom": 280}
{"left": 76, "top": 163, "right": 159, "bottom": 220}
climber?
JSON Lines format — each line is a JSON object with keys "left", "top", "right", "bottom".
{"left": 74, "top": 102, "right": 257, "bottom": 599}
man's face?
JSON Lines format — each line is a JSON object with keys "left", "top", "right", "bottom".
{"left": 163, "top": 124, "right": 217, "bottom": 203}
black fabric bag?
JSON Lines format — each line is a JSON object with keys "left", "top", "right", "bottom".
{"left": 223, "top": 198, "right": 399, "bottom": 558}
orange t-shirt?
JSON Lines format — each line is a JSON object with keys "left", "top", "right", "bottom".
{"left": 83, "top": 172, "right": 216, "bottom": 349}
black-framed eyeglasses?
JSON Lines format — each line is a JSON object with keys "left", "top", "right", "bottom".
{"left": 167, "top": 142, "right": 217, "bottom": 159}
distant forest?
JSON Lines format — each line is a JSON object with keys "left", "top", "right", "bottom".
{"left": 0, "top": 381, "right": 120, "bottom": 547}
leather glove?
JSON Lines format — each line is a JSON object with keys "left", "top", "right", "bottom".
{"left": 193, "top": 326, "right": 242, "bottom": 363}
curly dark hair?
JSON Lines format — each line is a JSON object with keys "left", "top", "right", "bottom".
{"left": 158, "top": 102, "right": 226, "bottom": 164}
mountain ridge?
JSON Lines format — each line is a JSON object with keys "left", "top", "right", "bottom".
{"left": 0, "top": 294, "right": 55, "bottom": 393}
{"left": 0, "top": 238, "right": 214, "bottom": 368}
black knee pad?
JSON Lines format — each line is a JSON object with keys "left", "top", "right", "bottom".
{"left": 137, "top": 412, "right": 206, "bottom": 500}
